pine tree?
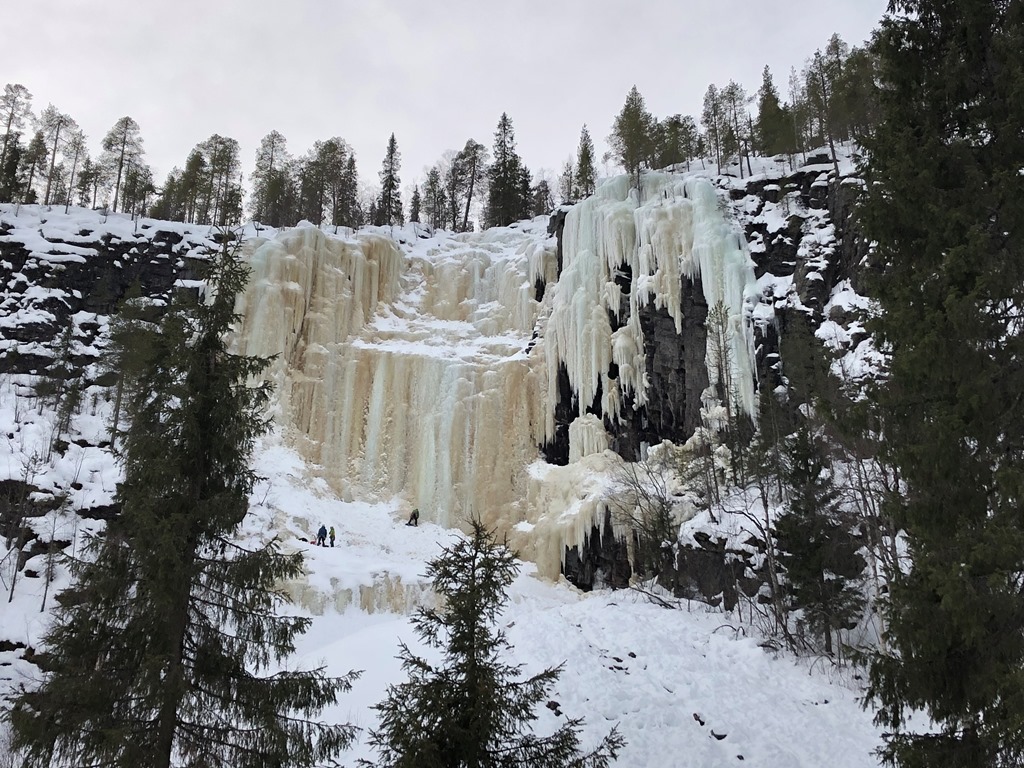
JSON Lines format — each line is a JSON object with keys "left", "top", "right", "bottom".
{"left": 8, "top": 241, "right": 357, "bottom": 768}
{"left": 574, "top": 125, "right": 596, "bottom": 199}
{"left": 803, "top": 50, "right": 841, "bottom": 176}
{"left": 441, "top": 151, "right": 467, "bottom": 230}
{"left": 863, "top": 1, "right": 1024, "bottom": 765}
{"left": 39, "top": 105, "right": 77, "bottom": 206}
{"left": 0, "top": 84, "right": 31, "bottom": 180}
{"left": 367, "top": 520, "right": 623, "bottom": 767}
{"left": 120, "top": 158, "right": 155, "bottom": 218}
{"left": 296, "top": 147, "right": 327, "bottom": 226}
{"left": 834, "top": 44, "right": 881, "bottom": 143}
{"left": 456, "top": 139, "right": 488, "bottom": 231}
{"left": 250, "top": 130, "right": 292, "bottom": 226}
{"left": 197, "top": 134, "right": 242, "bottom": 226}
{"left": 721, "top": 81, "right": 751, "bottom": 177}
{"left": 100, "top": 116, "right": 143, "bottom": 213}
{"left": 316, "top": 137, "right": 348, "bottom": 226}
{"left": 787, "top": 67, "right": 810, "bottom": 163}
{"left": 61, "top": 130, "right": 87, "bottom": 213}
{"left": 607, "top": 86, "right": 653, "bottom": 190}
{"left": 376, "top": 133, "right": 403, "bottom": 226}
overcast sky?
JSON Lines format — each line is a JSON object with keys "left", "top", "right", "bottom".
{"left": 1, "top": 0, "right": 887, "bottom": 199}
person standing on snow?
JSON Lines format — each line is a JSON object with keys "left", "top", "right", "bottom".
{"left": 329, "top": 526, "right": 336, "bottom": 547}
{"left": 406, "top": 508, "right": 419, "bottom": 527}
{"left": 317, "top": 524, "right": 328, "bottom": 546}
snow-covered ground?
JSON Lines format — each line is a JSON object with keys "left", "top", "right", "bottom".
{"left": 244, "top": 433, "right": 888, "bottom": 767}
{"left": 0, "top": 422, "right": 885, "bottom": 766}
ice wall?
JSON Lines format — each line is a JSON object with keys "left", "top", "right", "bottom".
{"left": 542, "top": 173, "right": 759, "bottom": 452}
{"left": 234, "top": 223, "right": 554, "bottom": 530}
{"left": 531, "top": 173, "right": 759, "bottom": 574}
{"left": 233, "top": 175, "right": 758, "bottom": 580}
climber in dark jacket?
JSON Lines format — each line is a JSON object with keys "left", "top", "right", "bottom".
{"left": 406, "top": 508, "right": 419, "bottom": 527}
{"left": 317, "top": 524, "right": 328, "bottom": 546}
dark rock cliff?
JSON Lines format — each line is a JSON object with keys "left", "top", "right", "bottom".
{"left": 547, "top": 161, "right": 869, "bottom": 594}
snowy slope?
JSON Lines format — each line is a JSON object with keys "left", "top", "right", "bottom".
{"left": 227, "top": 434, "right": 891, "bottom": 767}
{"left": 0, "top": 422, "right": 885, "bottom": 766}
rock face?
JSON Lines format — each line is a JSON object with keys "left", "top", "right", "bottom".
{"left": 0, "top": 215, "right": 213, "bottom": 378}
{"left": 561, "top": 510, "right": 632, "bottom": 590}
{"left": 0, "top": 208, "right": 217, "bottom": 577}
{"left": 551, "top": 158, "right": 870, "bottom": 592}
{"left": 612, "top": 282, "right": 710, "bottom": 461}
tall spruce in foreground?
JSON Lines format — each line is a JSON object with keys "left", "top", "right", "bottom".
{"left": 863, "top": 1, "right": 1024, "bottom": 766}
{"left": 367, "top": 520, "right": 623, "bottom": 767}
{"left": 8, "top": 240, "right": 357, "bottom": 768}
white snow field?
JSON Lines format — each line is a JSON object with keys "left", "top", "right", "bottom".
{"left": 0, "top": 428, "right": 886, "bottom": 767}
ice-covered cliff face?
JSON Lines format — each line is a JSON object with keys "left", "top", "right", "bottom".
{"left": 545, "top": 173, "right": 759, "bottom": 444}
{"left": 232, "top": 174, "right": 758, "bottom": 575}
{"left": 232, "top": 223, "right": 555, "bottom": 531}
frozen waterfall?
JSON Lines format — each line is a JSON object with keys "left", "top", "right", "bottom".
{"left": 233, "top": 173, "right": 758, "bottom": 580}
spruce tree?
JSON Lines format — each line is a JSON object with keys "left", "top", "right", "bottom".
{"left": 485, "top": 113, "right": 528, "bottom": 228}
{"left": 774, "top": 425, "right": 864, "bottom": 656}
{"left": 0, "top": 133, "right": 23, "bottom": 203}
{"left": 558, "top": 160, "right": 574, "bottom": 204}
{"left": 423, "top": 166, "right": 446, "bottom": 230}
{"left": 338, "top": 153, "right": 361, "bottom": 227}
{"left": 863, "top": 1, "right": 1024, "bottom": 765}
{"left": 755, "top": 65, "right": 788, "bottom": 157}
{"left": 531, "top": 179, "right": 553, "bottom": 217}
{"left": 409, "top": 184, "right": 422, "bottom": 223}
{"left": 573, "top": 125, "right": 596, "bottom": 199}
{"left": 367, "top": 520, "right": 623, "bottom": 767}
{"left": 18, "top": 130, "right": 47, "bottom": 205}
{"left": 8, "top": 240, "right": 357, "bottom": 768}
{"left": 376, "top": 132, "right": 403, "bottom": 226}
